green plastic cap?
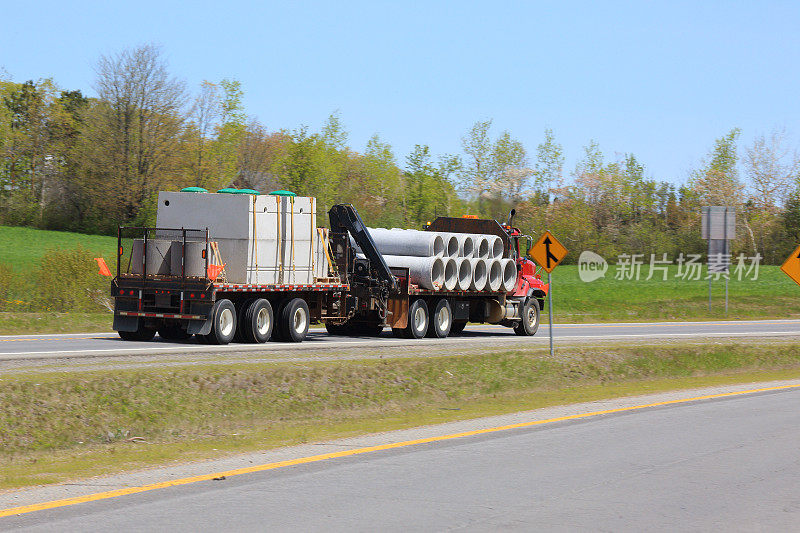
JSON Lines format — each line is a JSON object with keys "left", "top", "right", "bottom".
{"left": 269, "top": 190, "right": 297, "bottom": 197}
{"left": 216, "top": 188, "right": 238, "bottom": 194}
{"left": 233, "top": 188, "right": 260, "bottom": 195}
{"left": 181, "top": 187, "right": 208, "bottom": 193}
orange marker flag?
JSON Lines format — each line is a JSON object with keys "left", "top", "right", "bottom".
{"left": 95, "top": 258, "right": 112, "bottom": 277}
{"left": 207, "top": 263, "right": 226, "bottom": 281}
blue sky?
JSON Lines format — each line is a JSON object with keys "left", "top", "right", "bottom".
{"left": 2, "top": 1, "right": 798, "bottom": 184}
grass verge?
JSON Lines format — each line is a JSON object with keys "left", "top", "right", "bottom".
{"left": 542, "top": 264, "right": 800, "bottom": 322}
{"left": 0, "top": 312, "right": 111, "bottom": 335}
{"left": 3, "top": 342, "right": 800, "bottom": 491}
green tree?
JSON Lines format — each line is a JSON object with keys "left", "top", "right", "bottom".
{"left": 404, "top": 144, "right": 459, "bottom": 227}
{"left": 77, "top": 44, "right": 188, "bottom": 230}
{"left": 690, "top": 128, "right": 743, "bottom": 207}
{"left": 459, "top": 119, "right": 531, "bottom": 218}
{"left": 207, "top": 78, "right": 246, "bottom": 190}
{"left": 531, "top": 127, "right": 564, "bottom": 203}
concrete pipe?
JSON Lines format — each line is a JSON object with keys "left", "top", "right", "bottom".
{"left": 455, "top": 257, "right": 473, "bottom": 291}
{"left": 471, "top": 234, "right": 490, "bottom": 259}
{"left": 486, "top": 259, "right": 503, "bottom": 292}
{"left": 454, "top": 233, "right": 474, "bottom": 258}
{"left": 440, "top": 233, "right": 460, "bottom": 257}
{"left": 183, "top": 241, "right": 212, "bottom": 277}
{"left": 487, "top": 235, "right": 504, "bottom": 259}
{"left": 380, "top": 255, "right": 445, "bottom": 290}
{"left": 131, "top": 239, "right": 172, "bottom": 275}
{"left": 363, "top": 228, "right": 446, "bottom": 257}
{"left": 469, "top": 258, "right": 488, "bottom": 291}
{"left": 443, "top": 257, "right": 458, "bottom": 291}
{"left": 501, "top": 258, "right": 518, "bottom": 292}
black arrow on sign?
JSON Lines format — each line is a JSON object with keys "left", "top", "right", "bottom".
{"left": 543, "top": 236, "right": 559, "bottom": 268}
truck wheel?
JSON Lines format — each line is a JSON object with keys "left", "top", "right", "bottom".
{"left": 158, "top": 324, "right": 191, "bottom": 341}
{"left": 271, "top": 300, "right": 289, "bottom": 341}
{"left": 281, "top": 298, "right": 310, "bottom": 343}
{"left": 450, "top": 320, "right": 467, "bottom": 335}
{"left": 514, "top": 298, "right": 540, "bottom": 336}
{"left": 119, "top": 322, "right": 157, "bottom": 341}
{"left": 356, "top": 322, "right": 384, "bottom": 336}
{"left": 241, "top": 298, "right": 273, "bottom": 343}
{"left": 325, "top": 322, "right": 352, "bottom": 336}
{"left": 404, "top": 299, "right": 429, "bottom": 339}
{"left": 427, "top": 298, "right": 452, "bottom": 338}
{"left": 203, "top": 299, "right": 237, "bottom": 345}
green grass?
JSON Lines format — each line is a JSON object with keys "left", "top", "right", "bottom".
{"left": 540, "top": 264, "right": 800, "bottom": 322}
{"left": 1, "top": 225, "right": 799, "bottom": 327}
{"left": 3, "top": 342, "right": 800, "bottom": 489}
{"left": 0, "top": 312, "right": 111, "bottom": 334}
{"left": 0, "top": 226, "right": 117, "bottom": 274}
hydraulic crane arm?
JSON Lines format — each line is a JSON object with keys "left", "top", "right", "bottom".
{"left": 328, "top": 204, "right": 398, "bottom": 293}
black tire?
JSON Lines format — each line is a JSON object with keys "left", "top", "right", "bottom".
{"left": 119, "top": 323, "right": 156, "bottom": 342}
{"left": 325, "top": 322, "right": 352, "bottom": 336}
{"left": 426, "top": 298, "right": 452, "bottom": 338}
{"left": 514, "top": 298, "right": 540, "bottom": 336}
{"left": 280, "top": 298, "right": 310, "bottom": 343}
{"left": 450, "top": 320, "right": 467, "bottom": 335}
{"left": 356, "top": 322, "right": 384, "bottom": 337}
{"left": 204, "top": 298, "right": 237, "bottom": 345}
{"left": 158, "top": 323, "right": 191, "bottom": 341}
{"left": 404, "top": 299, "right": 429, "bottom": 339}
{"left": 271, "top": 300, "right": 289, "bottom": 341}
{"left": 241, "top": 298, "right": 273, "bottom": 343}
{"left": 233, "top": 299, "right": 253, "bottom": 343}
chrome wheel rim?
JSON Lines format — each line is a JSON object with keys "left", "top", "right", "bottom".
{"left": 437, "top": 306, "right": 451, "bottom": 331}
{"left": 526, "top": 306, "right": 537, "bottom": 328}
{"left": 413, "top": 307, "right": 426, "bottom": 332}
{"left": 219, "top": 308, "right": 234, "bottom": 337}
{"left": 256, "top": 307, "right": 270, "bottom": 335}
{"left": 293, "top": 308, "right": 307, "bottom": 334}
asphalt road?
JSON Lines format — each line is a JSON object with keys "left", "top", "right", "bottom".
{"left": 4, "top": 385, "right": 799, "bottom": 531}
{"left": 1, "top": 319, "right": 799, "bottom": 362}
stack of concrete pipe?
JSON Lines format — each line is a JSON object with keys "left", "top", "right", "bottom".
{"left": 354, "top": 227, "right": 515, "bottom": 292}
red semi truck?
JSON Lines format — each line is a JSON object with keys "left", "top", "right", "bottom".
{"left": 111, "top": 192, "right": 549, "bottom": 344}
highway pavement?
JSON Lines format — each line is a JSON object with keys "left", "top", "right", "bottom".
{"left": 1, "top": 319, "right": 800, "bottom": 363}
{"left": 3, "top": 383, "right": 800, "bottom": 531}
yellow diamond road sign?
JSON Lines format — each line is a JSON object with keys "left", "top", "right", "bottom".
{"left": 529, "top": 231, "right": 568, "bottom": 273}
{"left": 780, "top": 244, "right": 800, "bottom": 286}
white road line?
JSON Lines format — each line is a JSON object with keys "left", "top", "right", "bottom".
{"left": 2, "top": 319, "right": 799, "bottom": 340}
{"left": 2, "top": 330, "right": 799, "bottom": 360}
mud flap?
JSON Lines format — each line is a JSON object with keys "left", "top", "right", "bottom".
{"left": 113, "top": 299, "right": 139, "bottom": 332}
{"left": 187, "top": 318, "right": 213, "bottom": 336}
{"left": 113, "top": 314, "right": 140, "bottom": 332}
{"left": 387, "top": 296, "right": 408, "bottom": 329}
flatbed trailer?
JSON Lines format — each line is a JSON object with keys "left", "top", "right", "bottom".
{"left": 112, "top": 201, "right": 548, "bottom": 344}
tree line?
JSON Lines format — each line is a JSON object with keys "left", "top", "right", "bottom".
{"left": 1, "top": 44, "right": 798, "bottom": 264}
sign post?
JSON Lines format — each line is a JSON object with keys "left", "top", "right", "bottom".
{"left": 701, "top": 206, "right": 736, "bottom": 313}
{"left": 528, "top": 231, "right": 568, "bottom": 357}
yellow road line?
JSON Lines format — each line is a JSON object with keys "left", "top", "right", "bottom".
{"left": 2, "top": 382, "right": 799, "bottom": 519}
{"left": 555, "top": 320, "right": 800, "bottom": 329}
{"left": 0, "top": 337, "right": 106, "bottom": 343}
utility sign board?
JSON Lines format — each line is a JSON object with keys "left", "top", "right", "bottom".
{"left": 780, "top": 244, "right": 800, "bottom": 286}
{"left": 529, "top": 231, "right": 567, "bottom": 273}
{"left": 701, "top": 206, "right": 736, "bottom": 240}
